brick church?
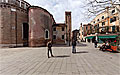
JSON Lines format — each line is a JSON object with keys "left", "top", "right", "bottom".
{"left": 0, "top": 0, "right": 72, "bottom": 48}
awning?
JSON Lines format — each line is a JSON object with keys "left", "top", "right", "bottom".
{"left": 98, "top": 35, "right": 118, "bottom": 39}
{"left": 86, "top": 36, "right": 95, "bottom": 39}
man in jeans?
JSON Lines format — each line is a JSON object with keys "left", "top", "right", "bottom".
{"left": 47, "top": 41, "right": 54, "bottom": 58}
{"left": 94, "top": 40, "right": 98, "bottom": 48}
{"left": 72, "top": 39, "right": 76, "bottom": 53}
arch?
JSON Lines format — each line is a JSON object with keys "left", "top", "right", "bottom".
{"left": 45, "top": 29, "right": 49, "bottom": 39}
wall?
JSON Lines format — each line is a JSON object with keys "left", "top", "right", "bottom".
{"left": 0, "top": 0, "right": 30, "bottom": 47}
{"left": 29, "top": 6, "right": 55, "bottom": 47}
{"left": 90, "top": 7, "right": 119, "bottom": 33}
{"left": 53, "top": 24, "right": 67, "bottom": 44}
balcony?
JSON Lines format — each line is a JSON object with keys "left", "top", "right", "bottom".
{"left": 86, "top": 26, "right": 120, "bottom": 36}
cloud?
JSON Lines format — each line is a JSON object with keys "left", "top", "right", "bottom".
{"left": 26, "top": 0, "right": 89, "bottom": 30}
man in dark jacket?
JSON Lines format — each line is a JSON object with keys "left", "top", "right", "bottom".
{"left": 72, "top": 39, "right": 76, "bottom": 53}
{"left": 47, "top": 41, "right": 54, "bottom": 58}
{"left": 94, "top": 40, "right": 98, "bottom": 48}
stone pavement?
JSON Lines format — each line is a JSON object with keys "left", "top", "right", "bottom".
{"left": 0, "top": 42, "right": 120, "bottom": 75}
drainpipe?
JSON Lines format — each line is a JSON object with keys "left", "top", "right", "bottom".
{"left": 106, "top": 7, "right": 110, "bottom": 33}
{"left": 15, "top": 9, "right": 17, "bottom": 47}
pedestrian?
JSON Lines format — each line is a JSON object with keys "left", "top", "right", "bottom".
{"left": 106, "top": 41, "right": 111, "bottom": 49}
{"left": 94, "top": 40, "right": 98, "bottom": 48}
{"left": 47, "top": 41, "right": 54, "bottom": 58}
{"left": 72, "top": 39, "right": 76, "bottom": 53}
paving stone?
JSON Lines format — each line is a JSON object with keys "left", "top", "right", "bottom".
{"left": 0, "top": 42, "right": 120, "bottom": 75}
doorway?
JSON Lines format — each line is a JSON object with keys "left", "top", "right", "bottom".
{"left": 23, "top": 23, "right": 29, "bottom": 47}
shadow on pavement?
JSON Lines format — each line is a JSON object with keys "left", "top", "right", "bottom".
{"left": 53, "top": 44, "right": 70, "bottom": 47}
{"left": 77, "top": 43, "right": 87, "bottom": 47}
{"left": 74, "top": 51, "right": 89, "bottom": 54}
{"left": 111, "top": 51, "right": 120, "bottom": 53}
{"left": 53, "top": 55, "right": 70, "bottom": 58}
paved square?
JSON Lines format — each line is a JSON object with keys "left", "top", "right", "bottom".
{"left": 0, "top": 43, "right": 120, "bottom": 75}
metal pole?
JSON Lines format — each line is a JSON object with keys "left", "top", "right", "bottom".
{"left": 15, "top": 9, "right": 17, "bottom": 47}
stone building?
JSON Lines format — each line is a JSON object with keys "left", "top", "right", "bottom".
{"left": 81, "top": 6, "right": 120, "bottom": 45}
{"left": 52, "top": 23, "right": 67, "bottom": 44}
{"left": 79, "top": 23, "right": 84, "bottom": 42}
{"left": 90, "top": 7, "right": 120, "bottom": 44}
{"left": 29, "top": 6, "right": 55, "bottom": 47}
{"left": 0, "top": 0, "right": 72, "bottom": 48}
{"left": 0, "top": 0, "right": 30, "bottom": 47}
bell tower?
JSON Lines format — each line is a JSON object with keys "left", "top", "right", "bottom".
{"left": 65, "top": 11, "right": 72, "bottom": 46}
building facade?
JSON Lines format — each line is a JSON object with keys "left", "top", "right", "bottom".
{"left": 0, "top": 0, "right": 30, "bottom": 47}
{"left": 90, "top": 7, "right": 119, "bottom": 34}
{"left": 52, "top": 23, "right": 67, "bottom": 44}
{"left": 29, "top": 6, "right": 55, "bottom": 47}
{"left": 79, "top": 23, "right": 84, "bottom": 42}
{"left": 0, "top": 0, "right": 72, "bottom": 48}
{"left": 80, "top": 6, "right": 120, "bottom": 47}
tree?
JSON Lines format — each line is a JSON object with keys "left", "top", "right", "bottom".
{"left": 84, "top": 0, "right": 120, "bottom": 25}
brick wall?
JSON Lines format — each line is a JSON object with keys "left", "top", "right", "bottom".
{"left": 0, "top": 3, "right": 28, "bottom": 47}
{"left": 29, "top": 6, "right": 54, "bottom": 47}
{"left": 65, "top": 12, "right": 72, "bottom": 42}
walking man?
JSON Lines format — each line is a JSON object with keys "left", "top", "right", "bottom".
{"left": 72, "top": 39, "right": 76, "bottom": 53}
{"left": 94, "top": 40, "right": 98, "bottom": 48}
{"left": 47, "top": 41, "right": 54, "bottom": 58}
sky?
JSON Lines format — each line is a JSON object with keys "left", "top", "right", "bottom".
{"left": 26, "top": 0, "right": 92, "bottom": 30}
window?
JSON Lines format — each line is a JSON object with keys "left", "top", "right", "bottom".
{"left": 102, "top": 16, "right": 104, "bottom": 19}
{"left": 21, "top": 2, "right": 24, "bottom": 8}
{"left": 112, "top": 26, "right": 115, "bottom": 32}
{"left": 62, "top": 35, "right": 64, "bottom": 40}
{"left": 24, "top": 3, "right": 26, "bottom": 9}
{"left": 16, "top": 0, "right": 20, "bottom": 6}
{"left": 5, "top": 0, "right": 8, "bottom": 3}
{"left": 62, "top": 27, "right": 64, "bottom": 31}
{"left": 117, "top": 26, "right": 119, "bottom": 32}
{"left": 53, "top": 27, "right": 56, "bottom": 31}
{"left": 97, "top": 19, "right": 99, "bottom": 22}
{"left": 102, "top": 22, "right": 105, "bottom": 26}
{"left": 97, "top": 24, "right": 99, "bottom": 28}
{"left": 1, "top": 0, "right": 3, "bottom": 2}
{"left": 102, "top": 28, "right": 105, "bottom": 31}
{"left": 53, "top": 35, "right": 56, "bottom": 39}
{"left": 90, "top": 26, "right": 92, "bottom": 29}
{"left": 20, "top": 0, "right": 21, "bottom": 7}
{"left": 110, "top": 17, "right": 116, "bottom": 23}
{"left": 112, "top": 10, "right": 115, "bottom": 13}
{"left": 86, "top": 27, "right": 88, "bottom": 30}
{"left": 45, "top": 29, "right": 49, "bottom": 39}
{"left": 1, "top": 0, "right": 4, "bottom": 2}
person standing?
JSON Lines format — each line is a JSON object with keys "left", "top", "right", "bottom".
{"left": 47, "top": 41, "right": 54, "bottom": 58}
{"left": 72, "top": 39, "right": 76, "bottom": 53}
{"left": 94, "top": 40, "right": 98, "bottom": 48}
